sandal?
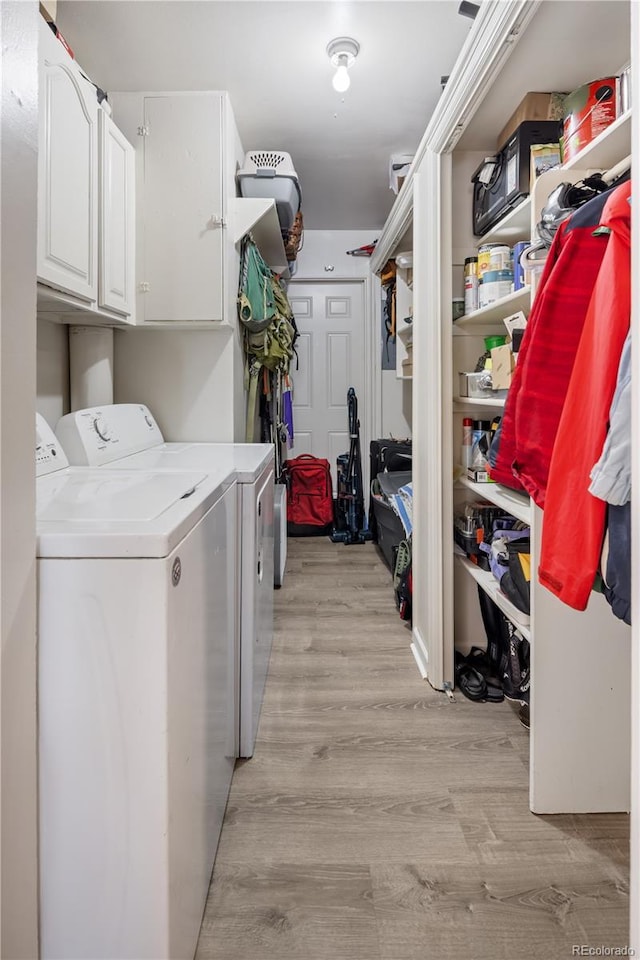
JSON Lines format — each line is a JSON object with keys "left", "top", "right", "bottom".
{"left": 455, "top": 654, "right": 487, "bottom": 702}
{"left": 466, "top": 646, "right": 504, "bottom": 702}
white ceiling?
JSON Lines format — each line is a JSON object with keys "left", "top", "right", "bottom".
{"left": 57, "top": 1, "right": 474, "bottom": 231}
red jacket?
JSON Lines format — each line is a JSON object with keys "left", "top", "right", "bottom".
{"left": 538, "top": 181, "right": 631, "bottom": 609}
{"left": 490, "top": 194, "right": 612, "bottom": 506}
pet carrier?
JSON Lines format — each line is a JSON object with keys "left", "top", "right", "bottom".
{"left": 237, "top": 150, "right": 302, "bottom": 234}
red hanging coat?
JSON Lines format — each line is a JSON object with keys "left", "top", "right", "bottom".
{"left": 538, "top": 181, "right": 631, "bottom": 609}
{"left": 490, "top": 192, "right": 613, "bottom": 506}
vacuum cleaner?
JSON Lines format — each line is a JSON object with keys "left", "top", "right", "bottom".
{"left": 331, "top": 387, "right": 373, "bottom": 545}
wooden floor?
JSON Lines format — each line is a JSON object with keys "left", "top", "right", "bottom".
{"left": 196, "top": 538, "right": 630, "bottom": 960}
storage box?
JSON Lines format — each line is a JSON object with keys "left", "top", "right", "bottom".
{"left": 497, "top": 92, "right": 566, "bottom": 150}
{"left": 490, "top": 345, "right": 515, "bottom": 390}
{"left": 529, "top": 143, "right": 562, "bottom": 187}
{"left": 563, "top": 77, "right": 617, "bottom": 162}
{"left": 458, "top": 371, "right": 508, "bottom": 400}
{"left": 467, "top": 467, "right": 493, "bottom": 483}
{"left": 371, "top": 495, "right": 405, "bottom": 571}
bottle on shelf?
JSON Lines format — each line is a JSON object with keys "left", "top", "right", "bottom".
{"left": 461, "top": 416, "right": 473, "bottom": 467}
{"left": 463, "top": 257, "right": 478, "bottom": 314}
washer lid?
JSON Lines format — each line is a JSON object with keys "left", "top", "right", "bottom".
{"left": 37, "top": 468, "right": 232, "bottom": 559}
{"left": 110, "top": 442, "right": 274, "bottom": 483}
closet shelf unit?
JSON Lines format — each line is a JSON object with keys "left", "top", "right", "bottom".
{"left": 454, "top": 285, "right": 530, "bottom": 329}
{"left": 480, "top": 197, "right": 532, "bottom": 243}
{"left": 454, "top": 553, "right": 531, "bottom": 640}
{"left": 394, "top": 247, "right": 414, "bottom": 380}
{"left": 457, "top": 474, "right": 531, "bottom": 525}
{"left": 453, "top": 396, "right": 505, "bottom": 409}
{"left": 372, "top": 0, "right": 634, "bottom": 819}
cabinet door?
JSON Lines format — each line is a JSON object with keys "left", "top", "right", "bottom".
{"left": 37, "top": 19, "right": 98, "bottom": 302}
{"left": 98, "top": 111, "right": 135, "bottom": 318}
{"left": 141, "top": 95, "right": 224, "bottom": 322}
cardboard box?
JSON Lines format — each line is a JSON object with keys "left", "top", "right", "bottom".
{"left": 497, "top": 92, "right": 566, "bottom": 150}
{"left": 490, "top": 344, "right": 515, "bottom": 390}
{"left": 563, "top": 77, "right": 617, "bottom": 163}
{"left": 530, "top": 143, "right": 562, "bottom": 188}
{"left": 467, "top": 468, "right": 493, "bottom": 484}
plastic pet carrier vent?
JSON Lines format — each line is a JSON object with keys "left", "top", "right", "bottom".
{"left": 245, "top": 152, "right": 291, "bottom": 172}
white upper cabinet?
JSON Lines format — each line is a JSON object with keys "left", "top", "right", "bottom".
{"left": 38, "top": 17, "right": 98, "bottom": 303}
{"left": 131, "top": 93, "right": 225, "bottom": 324}
{"left": 37, "top": 16, "right": 135, "bottom": 324}
{"left": 98, "top": 111, "right": 135, "bottom": 318}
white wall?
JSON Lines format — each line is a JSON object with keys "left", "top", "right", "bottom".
{"left": 114, "top": 328, "right": 237, "bottom": 441}
{"left": 381, "top": 372, "right": 412, "bottom": 439}
{"left": 1, "top": 3, "right": 39, "bottom": 956}
{"left": 37, "top": 318, "right": 69, "bottom": 426}
{"left": 295, "top": 229, "right": 378, "bottom": 280}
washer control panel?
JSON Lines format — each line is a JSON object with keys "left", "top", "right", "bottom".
{"left": 56, "top": 404, "right": 164, "bottom": 466}
{"left": 36, "top": 414, "right": 69, "bottom": 476}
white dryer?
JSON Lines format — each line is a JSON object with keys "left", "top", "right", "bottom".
{"left": 36, "top": 415, "right": 236, "bottom": 960}
{"left": 57, "top": 403, "right": 275, "bottom": 758}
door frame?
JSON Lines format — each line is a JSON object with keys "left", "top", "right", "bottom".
{"left": 288, "top": 275, "right": 381, "bottom": 505}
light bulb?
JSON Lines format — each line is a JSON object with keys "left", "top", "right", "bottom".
{"left": 332, "top": 58, "right": 350, "bottom": 92}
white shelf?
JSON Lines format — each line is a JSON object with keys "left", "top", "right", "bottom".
{"left": 457, "top": 473, "right": 531, "bottom": 525}
{"left": 454, "top": 286, "right": 531, "bottom": 329}
{"left": 455, "top": 553, "right": 531, "bottom": 640}
{"left": 480, "top": 198, "right": 532, "bottom": 243}
{"left": 472, "top": 111, "right": 631, "bottom": 253}
{"left": 453, "top": 395, "right": 505, "bottom": 408}
{"left": 231, "top": 197, "right": 289, "bottom": 275}
{"left": 563, "top": 110, "right": 631, "bottom": 173}
{"left": 119, "top": 321, "right": 233, "bottom": 331}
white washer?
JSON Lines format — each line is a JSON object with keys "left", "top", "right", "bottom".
{"left": 57, "top": 403, "right": 275, "bottom": 758}
{"left": 36, "top": 415, "right": 236, "bottom": 960}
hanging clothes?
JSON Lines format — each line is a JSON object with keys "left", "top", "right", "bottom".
{"left": 589, "top": 329, "right": 632, "bottom": 506}
{"left": 601, "top": 502, "right": 631, "bottom": 625}
{"left": 281, "top": 374, "right": 295, "bottom": 450}
{"left": 589, "top": 330, "right": 632, "bottom": 625}
{"left": 538, "top": 180, "right": 631, "bottom": 610}
{"left": 489, "top": 185, "right": 619, "bottom": 505}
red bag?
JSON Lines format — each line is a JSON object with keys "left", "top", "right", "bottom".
{"left": 284, "top": 455, "right": 334, "bottom": 528}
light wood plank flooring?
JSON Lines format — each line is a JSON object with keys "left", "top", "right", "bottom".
{"left": 196, "top": 537, "right": 629, "bottom": 960}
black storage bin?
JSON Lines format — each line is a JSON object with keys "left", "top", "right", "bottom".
{"left": 368, "top": 439, "right": 412, "bottom": 542}
{"left": 372, "top": 496, "right": 405, "bottom": 571}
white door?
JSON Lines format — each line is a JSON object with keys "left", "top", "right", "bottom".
{"left": 37, "top": 17, "right": 98, "bottom": 302}
{"left": 288, "top": 281, "right": 366, "bottom": 490}
{"left": 98, "top": 112, "right": 135, "bottom": 319}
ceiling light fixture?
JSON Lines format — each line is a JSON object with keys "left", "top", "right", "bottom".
{"left": 326, "top": 37, "right": 360, "bottom": 93}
